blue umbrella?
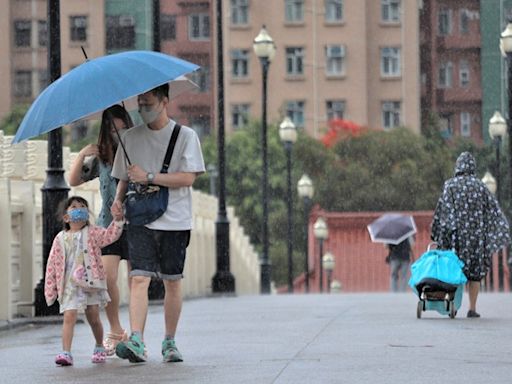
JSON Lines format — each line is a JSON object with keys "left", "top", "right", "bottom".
{"left": 13, "top": 50, "right": 200, "bottom": 143}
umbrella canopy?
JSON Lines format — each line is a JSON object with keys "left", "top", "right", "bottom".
{"left": 367, "top": 213, "right": 417, "bottom": 245}
{"left": 13, "top": 50, "right": 199, "bottom": 143}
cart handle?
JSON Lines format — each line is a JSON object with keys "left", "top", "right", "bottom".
{"left": 426, "top": 242, "right": 438, "bottom": 251}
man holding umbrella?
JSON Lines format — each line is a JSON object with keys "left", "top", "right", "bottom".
{"left": 111, "top": 83, "right": 205, "bottom": 363}
{"left": 386, "top": 238, "right": 413, "bottom": 292}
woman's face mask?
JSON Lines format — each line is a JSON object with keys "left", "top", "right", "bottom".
{"left": 139, "top": 102, "right": 163, "bottom": 125}
{"left": 68, "top": 207, "right": 89, "bottom": 222}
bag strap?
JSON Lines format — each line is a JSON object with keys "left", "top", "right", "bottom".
{"left": 160, "top": 124, "right": 181, "bottom": 174}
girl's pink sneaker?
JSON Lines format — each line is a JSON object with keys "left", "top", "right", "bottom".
{"left": 92, "top": 346, "right": 107, "bottom": 363}
{"left": 55, "top": 351, "right": 73, "bottom": 366}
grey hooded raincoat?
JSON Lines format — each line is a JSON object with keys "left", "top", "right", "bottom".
{"left": 431, "top": 152, "right": 510, "bottom": 281}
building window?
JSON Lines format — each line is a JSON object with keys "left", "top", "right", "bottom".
{"left": 161, "top": 14, "right": 176, "bottom": 40}
{"left": 326, "top": 100, "right": 345, "bottom": 121}
{"left": 286, "top": 100, "right": 305, "bottom": 127}
{"left": 38, "top": 70, "right": 49, "bottom": 93}
{"left": 70, "top": 15, "right": 88, "bottom": 42}
{"left": 439, "top": 114, "right": 453, "bottom": 138}
{"left": 14, "top": 20, "right": 31, "bottom": 47}
{"left": 189, "top": 13, "right": 210, "bottom": 40}
{"left": 38, "top": 20, "right": 47, "bottom": 47}
{"left": 460, "top": 9, "right": 470, "bottom": 34}
{"left": 106, "top": 15, "right": 135, "bottom": 50}
{"left": 14, "top": 71, "right": 32, "bottom": 98}
{"left": 438, "top": 9, "right": 452, "bottom": 36}
{"left": 325, "top": 0, "right": 343, "bottom": 23}
{"left": 382, "top": 101, "right": 400, "bottom": 129}
{"left": 325, "top": 45, "right": 345, "bottom": 76}
{"left": 381, "top": 0, "right": 401, "bottom": 23}
{"left": 459, "top": 60, "right": 470, "bottom": 87}
{"left": 286, "top": 47, "right": 304, "bottom": 75}
{"left": 285, "top": 0, "right": 304, "bottom": 23}
{"left": 438, "top": 62, "right": 453, "bottom": 88}
{"left": 231, "top": 49, "right": 249, "bottom": 78}
{"left": 231, "top": 0, "right": 249, "bottom": 25}
{"left": 189, "top": 66, "right": 210, "bottom": 92}
{"left": 232, "top": 104, "right": 250, "bottom": 129}
{"left": 460, "top": 112, "right": 471, "bottom": 137}
{"left": 380, "top": 47, "right": 401, "bottom": 77}
{"left": 190, "top": 115, "right": 210, "bottom": 138}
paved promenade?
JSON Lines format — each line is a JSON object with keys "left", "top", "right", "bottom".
{"left": 1, "top": 292, "right": 512, "bottom": 383}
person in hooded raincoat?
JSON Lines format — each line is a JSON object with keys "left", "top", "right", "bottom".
{"left": 431, "top": 152, "right": 510, "bottom": 318}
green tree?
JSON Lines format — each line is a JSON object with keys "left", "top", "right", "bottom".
{"left": 195, "top": 120, "right": 498, "bottom": 287}
{"left": 0, "top": 105, "right": 29, "bottom": 136}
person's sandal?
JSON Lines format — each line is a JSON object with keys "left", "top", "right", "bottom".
{"left": 103, "top": 330, "right": 128, "bottom": 356}
{"left": 55, "top": 351, "right": 73, "bottom": 366}
{"left": 467, "top": 310, "right": 481, "bottom": 318}
{"left": 92, "top": 346, "right": 107, "bottom": 363}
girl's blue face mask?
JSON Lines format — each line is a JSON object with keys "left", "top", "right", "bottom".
{"left": 68, "top": 207, "right": 89, "bottom": 222}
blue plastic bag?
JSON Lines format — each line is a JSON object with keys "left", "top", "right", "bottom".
{"left": 408, "top": 249, "right": 467, "bottom": 289}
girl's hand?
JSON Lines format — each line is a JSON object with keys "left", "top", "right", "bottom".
{"left": 111, "top": 200, "right": 124, "bottom": 221}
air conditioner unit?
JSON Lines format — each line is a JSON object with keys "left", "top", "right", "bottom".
{"left": 326, "top": 45, "right": 345, "bottom": 57}
{"left": 119, "top": 15, "right": 135, "bottom": 27}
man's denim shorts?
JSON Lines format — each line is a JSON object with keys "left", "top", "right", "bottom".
{"left": 126, "top": 225, "right": 190, "bottom": 280}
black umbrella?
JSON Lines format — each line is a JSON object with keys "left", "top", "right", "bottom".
{"left": 367, "top": 213, "right": 417, "bottom": 245}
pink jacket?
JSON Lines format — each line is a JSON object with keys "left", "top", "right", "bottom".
{"left": 44, "top": 220, "right": 124, "bottom": 307}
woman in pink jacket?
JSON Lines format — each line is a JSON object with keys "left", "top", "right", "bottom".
{"left": 45, "top": 196, "right": 124, "bottom": 366}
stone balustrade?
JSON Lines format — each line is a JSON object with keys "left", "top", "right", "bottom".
{"left": 0, "top": 131, "right": 260, "bottom": 321}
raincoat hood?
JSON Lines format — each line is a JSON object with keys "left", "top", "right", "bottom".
{"left": 454, "top": 152, "right": 476, "bottom": 177}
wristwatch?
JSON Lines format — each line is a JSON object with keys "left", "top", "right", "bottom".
{"left": 147, "top": 172, "right": 155, "bottom": 184}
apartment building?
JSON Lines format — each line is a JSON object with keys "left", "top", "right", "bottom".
{"left": 222, "top": 0, "right": 421, "bottom": 137}
{"left": 480, "top": 0, "right": 512, "bottom": 144}
{"left": 160, "top": 0, "right": 214, "bottom": 137}
{"left": 420, "top": 0, "right": 482, "bottom": 143}
{"left": 0, "top": 0, "right": 105, "bottom": 124}
{"left": 105, "top": 0, "right": 153, "bottom": 53}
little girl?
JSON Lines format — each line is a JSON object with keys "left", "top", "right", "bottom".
{"left": 44, "top": 196, "right": 124, "bottom": 366}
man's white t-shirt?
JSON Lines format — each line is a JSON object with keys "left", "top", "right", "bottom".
{"left": 111, "top": 120, "right": 205, "bottom": 231}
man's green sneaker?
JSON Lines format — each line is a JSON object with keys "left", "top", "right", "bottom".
{"left": 116, "top": 333, "right": 147, "bottom": 363}
{"left": 115, "top": 340, "right": 129, "bottom": 359}
{"left": 162, "top": 338, "right": 183, "bottom": 363}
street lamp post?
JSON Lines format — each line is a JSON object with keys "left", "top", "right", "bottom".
{"left": 482, "top": 171, "right": 497, "bottom": 291}
{"left": 253, "top": 26, "right": 276, "bottom": 294}
{"left": 313, "top": 217, "right": 328, "bottom": 293}
{"left": 34, "top": 0, "right": 69, "bottom": 316}
{"left": 297, "top": 174, "right": 314, "bottom": 293}
{"left": 501, "top": 20, "right": 512, "bottom": 291}
{"left": 279, "top": 117, "right": 297, "bottom": 293}
{"left": 489, "top": 111, "right": 507, "bottom": 292}
{"left": 212, "top": 0, "right": 235, "bottom": 293}
{"left": 322, "top": 252, "right": 335, "bottom": 294}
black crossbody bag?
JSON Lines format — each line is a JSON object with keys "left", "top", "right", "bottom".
{"left": 124, "top": 125, "right": 181, "bottom": 226}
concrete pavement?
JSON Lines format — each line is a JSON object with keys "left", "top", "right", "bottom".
{"left": 1, "top": 292, "right": 512, "bottom": 383}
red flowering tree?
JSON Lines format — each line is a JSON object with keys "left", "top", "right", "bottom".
{"left": 321, "top": 118, "right": 365, "bottom": 148}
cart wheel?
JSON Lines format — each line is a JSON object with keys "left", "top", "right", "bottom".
{"left": 417, "top": 301, "right": 423, "bottom": 319}
{"left": 448, "top": 301, "right": 456, "bottom": 319}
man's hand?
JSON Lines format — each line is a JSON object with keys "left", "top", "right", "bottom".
{"left": 127, "top": 164, "right": 149, "bottom": 184}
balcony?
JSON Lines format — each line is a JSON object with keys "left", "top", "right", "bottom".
{"left": 435, "top": 87, "right": 482, "bottom": 104}
{"left": 436, "top": 34, "right": 480, "bottom": 51}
